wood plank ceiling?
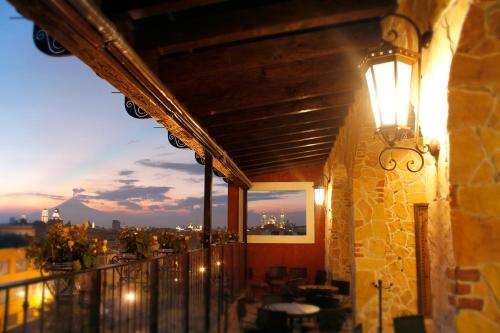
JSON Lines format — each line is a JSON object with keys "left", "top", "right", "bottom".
{"left": 101, "top": 0, "right": 394, "bottom": 177}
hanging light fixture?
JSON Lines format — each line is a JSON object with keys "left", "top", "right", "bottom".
{"left": 360, "top": 14, "right": 439, "bottom": 172}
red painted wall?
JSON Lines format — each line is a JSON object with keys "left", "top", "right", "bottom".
{"left": 246, "top": 162, "right": 326, "bottom": 283}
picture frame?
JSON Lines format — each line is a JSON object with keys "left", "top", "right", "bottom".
{"left": 247, "top": 182, "right": 315, "bottom": 244}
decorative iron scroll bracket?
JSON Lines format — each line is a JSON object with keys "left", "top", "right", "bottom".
{"left": 33, "top": 25, "right": 71, "bottom": 56}
{"left": 124, "top": 97, "right": 151, "bottom": 119}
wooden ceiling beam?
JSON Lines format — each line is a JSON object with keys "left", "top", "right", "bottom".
{"left": 137, "top": 0, "right": 393, "bottom": 55}
{"left": 101, "top": 0, "right": 227, "bottom": 19}
{"left": 216, "top": 127, "right": 339, "bottom": 148}
{"left": 204, "top": 97, "right": 350, "bottom": 127}
{"left": 214, "top": 118, "right": 342, "bottom": 140}
{"left": 244, "top": 157, "right": 327, "bottom": 175}
{"left": 242, "top": 152, "right": 329, "bottom": 169}
{"left": 161, "top": 54, "right": 359, "bottom": 105}
{"left": 236, "top": 147, "right": 332, "bottom": 165}
{"left": 208, "top": 109, "right": 345, "bottom": 137}
{"left": 179, "top": 70, "right": 359, "bottom": 114}
{"left": 157, "top": 20, "right": 381, "bottom": 72}
{"left": 231, "top": 139, "right": 336, "bottom": 159}
{"left": 223, "top": 128, "right": 337, "bottom": 152}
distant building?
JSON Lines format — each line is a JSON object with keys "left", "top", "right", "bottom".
{"left": 40, "top": 209, "right": 49, "bottom": 223}
{"left": 48, "top": 208, "right": 63, "bottom": 224}
{"left": 112, "top": 220, "right": 121, "bottom": 230}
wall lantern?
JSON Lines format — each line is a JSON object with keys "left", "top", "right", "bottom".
{"left": 360, "top": 14, "right": 439, "bottom": 172}
{"left": 314, "top": 175, "right": 330, "bottom": 206}
{"left": 314, "top": 185, "right": 325, "bottom": 206}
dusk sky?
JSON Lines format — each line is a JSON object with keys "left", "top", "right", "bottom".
{"left": 0, "top": 2, "right": 229, "bottom": 227}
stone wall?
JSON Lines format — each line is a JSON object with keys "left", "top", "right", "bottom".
{"left": 448, "top": 1, "right": 500, "bottom": 332}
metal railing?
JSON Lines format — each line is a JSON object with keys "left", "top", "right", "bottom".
{"left": 0, "top": 243, "right": 245, "bottom": 333}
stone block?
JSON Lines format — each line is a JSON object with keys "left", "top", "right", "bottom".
{"left": 449, "top": 54, "right": 500, "bottom": 92}
{"left": 448, "top": 90, "right": 493, "bottom": 128}
{"left": 449, "top": 128, "right": 485, "bottom": 183}
{"left": 456, "top": 267, "right": 481, "bottom": 282}
{"left": 457, "top": 185, "right": 500, "bottom": 216}
{"left": 452, "top": 211, "right": 500, "bottom": 265}
{"left": 457, "top": 297, "right": 484, "bottom": 310}
{"left": 457, "top": 4, "right": 485, "bottom": 53}
{"left": 479, "top": 127, "right": 500, "bottom": 156}
{"left": 482, "top": 265, "right": 500, "bottom": 303}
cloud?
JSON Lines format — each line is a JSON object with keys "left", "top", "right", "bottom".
{"left": 72, "top": 188, "right": 85, "bottom": 196}
{"left": 119, "top": 170, "right": 135, "bottom": 176}
{"left": 162, "top": 194, "right": 227, "bottom": 210}
{"left": 247, "top": 191, "right": 303, "bottom": 202}
{"left": 136, "top": 159, "right": 204, "bottom": 175}
{"left": 95, "top": 185, "right": 173, "bottom": 202}
{"left": 185, "top": 177, "right": 204, "bottom": 183}
{"left": 118, "top": 200, "right": 142, "bottom": 210}
{"left": 76, "top": 185, "right": 174, "bottom": 211}
{"left": 116, "top": 179, "right": 139, "bottom": 185}
{"left": 2, "top": 192, "right": 66, "bottom": 201}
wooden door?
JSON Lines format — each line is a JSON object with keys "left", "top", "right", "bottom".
{"left": 414, "top": 203, "right": 432, "bottom": 317}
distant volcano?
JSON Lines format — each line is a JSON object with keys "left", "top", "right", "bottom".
{"left": 28, "top": 197, "right": 112, "bottom": 226}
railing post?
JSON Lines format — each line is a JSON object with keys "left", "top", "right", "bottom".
{"left": 203, "top": 154, "right": 213, "bottom": 332}
{"left": 89, "top": 270, "right": 101, "bottom": 333}
{"left": 184, "top": 253, "right": 190, "bottom": 333}
{"left": 149, "top": 259, "right": 159, "bottom": 333}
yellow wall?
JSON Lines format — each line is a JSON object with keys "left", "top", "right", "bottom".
{"left": 0, "top": 248, "right": 43, "bottom": 330}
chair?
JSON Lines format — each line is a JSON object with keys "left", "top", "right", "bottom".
{"left": 306, "top": 294, "right": 339, "bottom": 309}
{"left": 256, "top": 308, "right": 290, "bottom": 333}
{"left": 249, "top": 267, "right": 269, "bottom": 299}
{"left": 314, "top": 270, "right": 327, "bottom": 285}
{"left": 262, "top": 294, "right": 292, "bottom": 306}
{"left": 330, "top": 280, "right": 350, "bottom": 296}
{"left": 266, "top": 266, "right": 288, "bottom": 293}
{"left": 393, "top": 315, "right": 426, "bottom": 333}
{"left": 317, "top": 307, "right": 347, "bottom": 332}
{"left": 289, "top": 267, "right": 308, "bottom": 281}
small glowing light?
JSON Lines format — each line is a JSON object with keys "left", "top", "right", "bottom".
{"left": 174, "top": 278, "right": 179, "bottom": 282}
{"left": 199, "top": 266, "right": 206, "bottom": 273}
{"left": 124, "top": 292, "right": 135, "bottom": 302}
{"left": 17, "top": 290, "right": 25, "bottom": 298}
{"left": 216, "top": 261, "right": 221, "bottom": 266}
{"left": 314, "top": 186, "right": 325, "bottom": 206}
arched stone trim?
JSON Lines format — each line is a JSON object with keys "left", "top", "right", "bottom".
{"left": 447, "top": 2, "right": 500, "bottom": 332}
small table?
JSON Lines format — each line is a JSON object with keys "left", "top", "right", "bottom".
{"left": 264, "top": 302, "right": 320, "bottom": 318}
{"left": 299, "top": 284, "right": 340, "bottom": 294}
{"left": 264, "top": 302, "right": 320, "bottom": 329}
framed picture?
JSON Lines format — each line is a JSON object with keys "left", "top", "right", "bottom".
{"left": 247, "top": 182, "right": 315, "bottom": 244}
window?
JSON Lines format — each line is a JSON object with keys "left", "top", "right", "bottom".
{"left": 0, "top": 260, "right": 10, "bottom": 276}
{"left": 15, "top": 259, "right": 27, "bottom": 273}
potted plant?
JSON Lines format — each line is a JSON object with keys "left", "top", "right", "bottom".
{"left": 155, "top": 231, "right": 188, "bottom": 254}
{"left": 118, "top": 227, "right": 150, "bottom": 259}
{"left": 25, "top": 222, "right": 98, "bottom": 297}
{"left": 26, "top": 222, "right": 98, "bottom": 272}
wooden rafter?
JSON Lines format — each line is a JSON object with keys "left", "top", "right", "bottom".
{"left": 136, "top": 0, "right": 393, "bottom": 55}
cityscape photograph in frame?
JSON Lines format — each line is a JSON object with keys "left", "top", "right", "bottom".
{"left": 247, "top": 182, "right": 315, "bottom": 244}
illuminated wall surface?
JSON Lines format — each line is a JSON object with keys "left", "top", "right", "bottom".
{"left": 0, "top": 248, "right": 45, "bottom": 330}
{"left": 324, "top": 0, "right": 499, "bottom": 332}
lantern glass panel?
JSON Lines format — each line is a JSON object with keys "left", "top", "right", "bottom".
{"left": 314, "top": 187, "right": 325, "bottom": 206}
{"left": 364, "top": 68, "right": 381, "bottom": 128}
{"left": 396, "top": 61, "right": 412, "bottom": 126}
{"left": 373, "top": 61, "right": 396, "bottom": 126}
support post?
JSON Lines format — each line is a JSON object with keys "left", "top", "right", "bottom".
{"left": 203, "top": 154, "right": 213, "bottom": 332}
{"left": 149, "top": 260, "right": 159, "bottom": 333}
{"left": 89, "top": 270, "right": 101, "bottom": 333}
{"left": 184, "top": 253, "right": 190, "bottom": 333}
{"left": 242, "top": 188, "right": 248, "bottom": 289}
